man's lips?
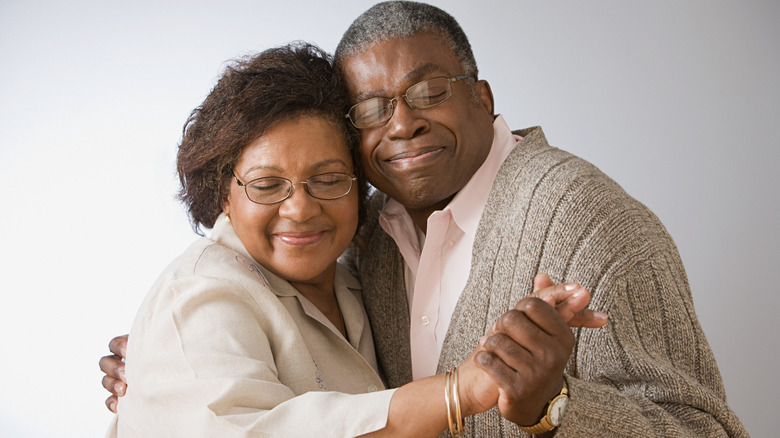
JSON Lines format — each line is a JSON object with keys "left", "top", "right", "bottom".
{"left": 385, "top": 146, "right": 445, "bottom": 168}
{"left": 273, "top": 230, "right": 326, "bottom": 246}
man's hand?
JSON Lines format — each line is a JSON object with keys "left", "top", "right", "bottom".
{"left": 99, "top": 334, "right": 128, "bottom": 413}
{"left": 475, "top": 274, "right": 606, "bottom": 427}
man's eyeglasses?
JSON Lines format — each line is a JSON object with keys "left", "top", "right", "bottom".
{"left": 345, "top": 75, "right": 470, "bottom": 129}
{"left": 233, "top": 172, "right": 357, "bottom": 205}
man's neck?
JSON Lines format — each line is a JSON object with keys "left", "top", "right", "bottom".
{"left": 405, "top": 195, "right": 454, "bottom": 233}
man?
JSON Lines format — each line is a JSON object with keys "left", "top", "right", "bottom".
{"left": 102, "top": 2, "right": 746, "bottom": 436}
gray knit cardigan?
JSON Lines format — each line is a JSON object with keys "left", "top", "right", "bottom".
{"left": 350, "top": 126, "right": 748, "bottom": 437}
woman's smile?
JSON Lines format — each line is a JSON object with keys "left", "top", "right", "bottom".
{"left": 273, "top": 229, "right": 328, "bottom": 246}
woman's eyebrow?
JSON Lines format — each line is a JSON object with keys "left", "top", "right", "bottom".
{"left": 242, "top": 159, "right": 349, "bottom": 176}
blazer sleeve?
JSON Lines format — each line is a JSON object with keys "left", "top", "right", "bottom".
{"left": 115, "top": 273, "right": 395, "bottom": 438}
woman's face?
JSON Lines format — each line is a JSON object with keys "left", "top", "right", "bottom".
{"left": 224, "top": 115, "right": 359, "bottom": 288}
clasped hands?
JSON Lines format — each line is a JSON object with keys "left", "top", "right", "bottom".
{"left": 454, "top": 274, "right": 608, "bottom": 428}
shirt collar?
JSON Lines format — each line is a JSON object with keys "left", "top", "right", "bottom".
{"left": 209, "top": 213, "right": 363, "bottom": 344}
{"left": 446, "top": 115, "right": 519, "bottom": 235}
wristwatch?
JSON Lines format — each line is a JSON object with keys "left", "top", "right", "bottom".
{"left": 518, "top": 379, "right": 569, "bottom": 435}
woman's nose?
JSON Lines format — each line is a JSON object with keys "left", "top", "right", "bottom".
{"left": 276, "top": 182, "right": 321, "bottom": 221}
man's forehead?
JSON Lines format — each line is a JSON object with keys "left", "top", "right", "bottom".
{"left": 345, "top": 62, "right": 450, "bottom": 100}
{"left": 340, "top": 34, "right": 462, "bottom": 100}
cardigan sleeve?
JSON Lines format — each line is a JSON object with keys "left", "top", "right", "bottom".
{"left": 112, "top": 272, "right": 395, "bottom": 438}
{"left": 546, "top": 185, "right": 747, "bottom": 437}
{"left": 556, "top": 242, "right": 747, "bottom": 437}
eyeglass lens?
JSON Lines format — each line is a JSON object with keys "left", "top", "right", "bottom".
{"left": 242, "top": 173, "right": 354, "bottom": 204}
{"left": 347, "top": 77, "right": 462, "bottom": 129}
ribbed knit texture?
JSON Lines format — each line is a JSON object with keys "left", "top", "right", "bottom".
{"left": 351, "top": 127, "right": 748, "bottom": 437}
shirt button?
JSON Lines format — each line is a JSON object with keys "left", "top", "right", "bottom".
{"left": 421, "top": 315, "right": 430, "bottom": 326}
{"left": 367, "top": 384, "right": 378, "bottom": 392}
{"left": 448, "top": 240, "right": 455, "bottom": 247}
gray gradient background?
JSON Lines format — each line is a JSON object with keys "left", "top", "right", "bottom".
{"left": 0, "top": 1, "right": 776, "bottom": 436}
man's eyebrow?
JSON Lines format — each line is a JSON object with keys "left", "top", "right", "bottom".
{"left": 352, "top": 63, "right": 447, "bottom": 102}
{"left": 403, "top": 63, "right": 442, "bottom": 83}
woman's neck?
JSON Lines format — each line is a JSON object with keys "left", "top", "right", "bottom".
{"left": 290, "top": 268, "right": 346, "bottom": 337}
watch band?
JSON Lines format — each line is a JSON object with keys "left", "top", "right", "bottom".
{"left": 518, "top": 380, "right": 569, "bottom": 435}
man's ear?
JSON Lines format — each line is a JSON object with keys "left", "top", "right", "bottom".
{"left": 474, "top": 79, "right": 495, "bottom": 116}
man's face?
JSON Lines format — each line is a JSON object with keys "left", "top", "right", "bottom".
{"left": 340, "top": 32, "right": 495, "bottom": 217}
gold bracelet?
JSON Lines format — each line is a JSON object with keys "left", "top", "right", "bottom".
{"left": 452, "top": 367, "right": 463, "bottom": 435}
{"left": 444, "top": 367, "right": 464, "bottom": 436}
{"left": 445, "top": 370, "right": 454, "bottom": 434}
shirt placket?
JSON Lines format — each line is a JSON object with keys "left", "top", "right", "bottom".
{"left": 410, "top": 210, "right": 450, "bottom": 380}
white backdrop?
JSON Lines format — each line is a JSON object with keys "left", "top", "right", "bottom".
{"left": 0, "top": 1, "right": 777, "bottom": 436}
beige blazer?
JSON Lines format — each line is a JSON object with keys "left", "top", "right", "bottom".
{"left": 107, "top": 215, "right": 394, "bottom": 437}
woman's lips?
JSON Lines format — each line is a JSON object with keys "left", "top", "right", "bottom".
{"left": 274, "top": 231, "right": 326, "bottom": 246}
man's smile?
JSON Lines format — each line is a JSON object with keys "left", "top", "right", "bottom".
{"left": 385, "top": 146, "right": 446, "bottom": 169}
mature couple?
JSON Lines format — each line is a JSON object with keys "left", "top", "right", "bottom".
{"left": 100, "top": 1, "right": 747, "bottom": 437}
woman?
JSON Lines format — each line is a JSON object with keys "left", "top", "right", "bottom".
{"left": 105, "top": 42, "right": 504, "bottom": 438}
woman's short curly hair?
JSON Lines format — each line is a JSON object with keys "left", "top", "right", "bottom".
{"left": 176, "top": 42, "right": 365, "bottom": 234}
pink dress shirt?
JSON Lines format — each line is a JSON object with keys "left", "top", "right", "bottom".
{"left": 378, "top": 115, "right": 521, "bottom": 379}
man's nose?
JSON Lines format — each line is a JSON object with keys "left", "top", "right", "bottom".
{"left": 384, "top": 98, "right": 429, "bottom": 140}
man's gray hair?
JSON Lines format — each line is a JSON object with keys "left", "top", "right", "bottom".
{"left": 334, "top": 1, "right": 478, "bottom": 78}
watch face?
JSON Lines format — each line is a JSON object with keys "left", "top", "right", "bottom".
{"left": 549, "top": 396, "right": 569, "bottom": 426}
